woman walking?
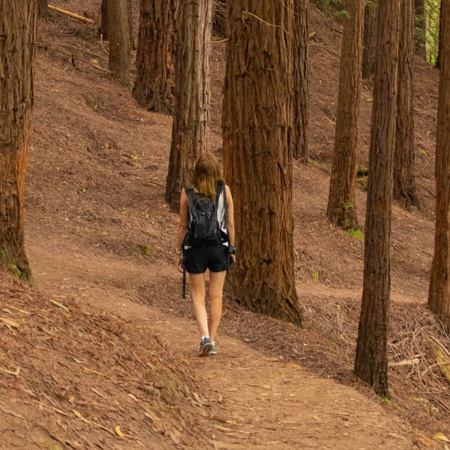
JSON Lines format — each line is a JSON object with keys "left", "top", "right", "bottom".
{"left": 176, "top": 153, "right": 235, "bottom": 357}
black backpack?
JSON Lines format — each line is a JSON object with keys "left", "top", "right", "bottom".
{"left": 184, "top": 184, "right": 227, "bottom": 247}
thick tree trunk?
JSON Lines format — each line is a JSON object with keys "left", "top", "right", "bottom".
{"left": 362, "top": 2, "right": 377, "bottom": 79}
{"left": 293, "top": 0, "right": 309, "bottom": 163}
{"left": 222, "top": 0, "right": 302, "bottom": 327}
{"left": 0, "top": 0, "right": 36, "bottom": 283}
{"left": 165, "top": 0, "right": 212, "bottom": 210}
{"left": 354, "top": 0, "right": 400, "bottom": 397}
{"left": 327, "top": 0, "right": 363, "bottom": 229}
{"left": 394, "top": 0, "right": 419, "bottom": 209}
{"left": 429, "top": 0, "right": 450, "bottom": 324}
{"left": 415, "top": 0, "right": 427, "bottom": 58}
{"left": 133, "top": 0, "right": 179, "bottom": 114}
{"left": 107, "top": 0, "right": 131, "bottom": 85}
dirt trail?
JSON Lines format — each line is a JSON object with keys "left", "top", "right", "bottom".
{"left": 26, "top": 231, "right": 417, "bottom": 449}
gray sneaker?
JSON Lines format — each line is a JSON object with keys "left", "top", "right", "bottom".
{"left": 209, "top": 345, "right": 218, "bottom": 356}
{"left": 198, "top": 337, "right": 213, "bottom": 357}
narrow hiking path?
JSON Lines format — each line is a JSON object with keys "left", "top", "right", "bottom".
{"left": 26, "top": 232, "right": 418, "bottom": 449}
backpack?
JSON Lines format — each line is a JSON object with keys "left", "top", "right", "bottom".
{"left": 184, "top": 184, "right": 227, "bottom": 247}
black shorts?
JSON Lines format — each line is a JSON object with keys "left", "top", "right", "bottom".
{"left": 184, "top": 244, "right": 230, "bottom": 274}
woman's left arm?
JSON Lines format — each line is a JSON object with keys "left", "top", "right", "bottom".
{"left": 176, "top": 189, "right": 189, "bottom": 269}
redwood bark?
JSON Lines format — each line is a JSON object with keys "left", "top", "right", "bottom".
{"left": 362, "top": 1, "right": 377, "bottom": 79}
{"left": 293, "top": 0, "right": 309, "bottom": 163}
{"left": 165, "top": 0, "right": 212, "bottom": 209}
{"left": 428, "top": 0, "right": 450, "bottom": 324}
{"left": 0, "top": 0, "right": 36, "bottom": 282}
{"left": 133, "top": 0, "right": 179, "bottom": 114}
{"left": 327, "top": 0, "right": 364, "bottom": 229}
{"left": 222, "top": 0, "right": 302, "bottom": 326}
{"left": 107, "top": 0, "right": 131, "bottom": 85}
{"left": 354, "top": 0, "right": 400, "bottom": 396}
{"left": 394, "top": 0, "right": 419, "bottom": 209}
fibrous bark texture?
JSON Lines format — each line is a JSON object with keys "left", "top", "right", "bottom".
{"left": 165, "top": 0, "right": 212, "bottom": 209}
{"left": 327, "top": 0, "right": 363, "bottom": 229}
{"left": 222, "top": 0, "right": 302, "bottom": 327}
{"left": 428, "top": 0, "right": 450, "bottom": 325}
{"left": 0, "top": 0, "right": 36, "bottom": 282}
{"left": 134, "top": 0, "right": 179, "bottom": 114}
{"left": 354, "top": 0, "right": 400, "bottom": 396}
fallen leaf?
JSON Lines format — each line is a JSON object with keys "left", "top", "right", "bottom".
{"left": 0, "top": 317, "right": 19, "bottom": 328}
{"left": 170, "top": 430, "right": 181, "bottom": 445}
{"left": 0, "top": 367, "right": 20, "bottom": 376}
{"left": 49, "top": 300, "right": 70, "bottom": 313}
{"left": 83, "top": 367, "right": 102, "bottom": 376}
{"left": 68, "top": 396, "right": 75, "bottom": 404}
{"left": 434, "top": 432, "right": 450, "bottom": 443}
{"left": 287, "top": 363, "right": 301, "bottom": 370}
{"left": 115, "top": 425, "right": 124, "bottom": 437}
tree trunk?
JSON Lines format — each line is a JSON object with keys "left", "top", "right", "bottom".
{"left": 133, "top": 0, "right": 179, "bottom": 114}
{"left": 327, "top": 0, "right": 363, "bottom": 229}
{"left": 429, "top": 0, "right": 450, "bottom": 324}
{"left": 415, "top": 0, "right": 426, "bottom": 58}
{"left": 37, "top": 0, "right": 49, "bottom": 18}
{"left": 0, "top": 0, "right": 36, "bottom": 283}
{"left": 293, "top": 0, "right": 309, "bottom": 164}
{"left": 107, "top": 0, "right": 131, "bottom": 85}
{"left": 362, "top": 1, "right": 377, "bottom": 79}
{"left": 394, "top": 0, "right": 419, "bottom": 209}
{"left": 100, "top": 0, "right": 108, "bottom": 39}
{"left": 354, "top": 0, "right": 400, "bottom": 397}
{"left": 222, "top": 0, "right": 302, "bottom": 327}
{"left": 165, "top": 0, "right": 212, "bottom": 209}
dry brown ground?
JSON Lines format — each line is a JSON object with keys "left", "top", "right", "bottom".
{"left": 1, "top": 1, "right": 449, "bottom": 449}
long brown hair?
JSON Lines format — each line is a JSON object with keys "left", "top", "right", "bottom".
{"left": 192, "top": 152, "right": 225, "bottom": 202}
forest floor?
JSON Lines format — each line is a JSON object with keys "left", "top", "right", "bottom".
{"left": 1, "top": 1, "right": 450, "bottom": 449}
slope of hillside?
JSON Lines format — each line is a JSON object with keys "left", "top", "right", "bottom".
{"left": 0, "top": 1, "right": 449, "bottom": 448}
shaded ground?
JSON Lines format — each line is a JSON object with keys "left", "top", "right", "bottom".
{"left": 0, "top": 1, "right": 449, "bottom": 449}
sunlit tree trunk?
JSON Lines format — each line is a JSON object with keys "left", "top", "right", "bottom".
{"left": 133, "top": 0, "right": 179, "bottom": 114}
{"left": 354, "top": 0, "right": 400, "bottom": 397}
{"left": 107, "top": 0, "right": 131, "bottom": 85}
{"left": 165, "top": 0, "right": 212, "bottom": 210}
{"left": 362, "top": 1, "right": 377, "bottom": 79}
{"left": 327, "top": 0, "right": 363, "bottom": 229}
{"left": 222, "top": 0, "right": 302, "bottom": 326}
{"left": 0, "top": 0, "right": 36, "bottom": 282}
{"left": 394, "top": 0, "right": 419, "bottom": 209}
{"left": 293, "top": 0, "right": 309, "bottom": 163}
{"left": 429, "top": 0, "right": 450, "bottom": 325}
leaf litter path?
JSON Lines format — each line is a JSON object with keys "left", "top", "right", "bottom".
{"left": 26, "top": 233, "right": 417, "bottom": 450}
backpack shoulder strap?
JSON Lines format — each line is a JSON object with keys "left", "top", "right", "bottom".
{"left": 217, "top": 183, "right": 228, "bottom": 225}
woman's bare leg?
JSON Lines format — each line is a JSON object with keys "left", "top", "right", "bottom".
{"left": 189, "top": 272, "right": 209, "bottom": 337}
{"left": 208, "top": 270, "right": 227, "bottom": 342}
